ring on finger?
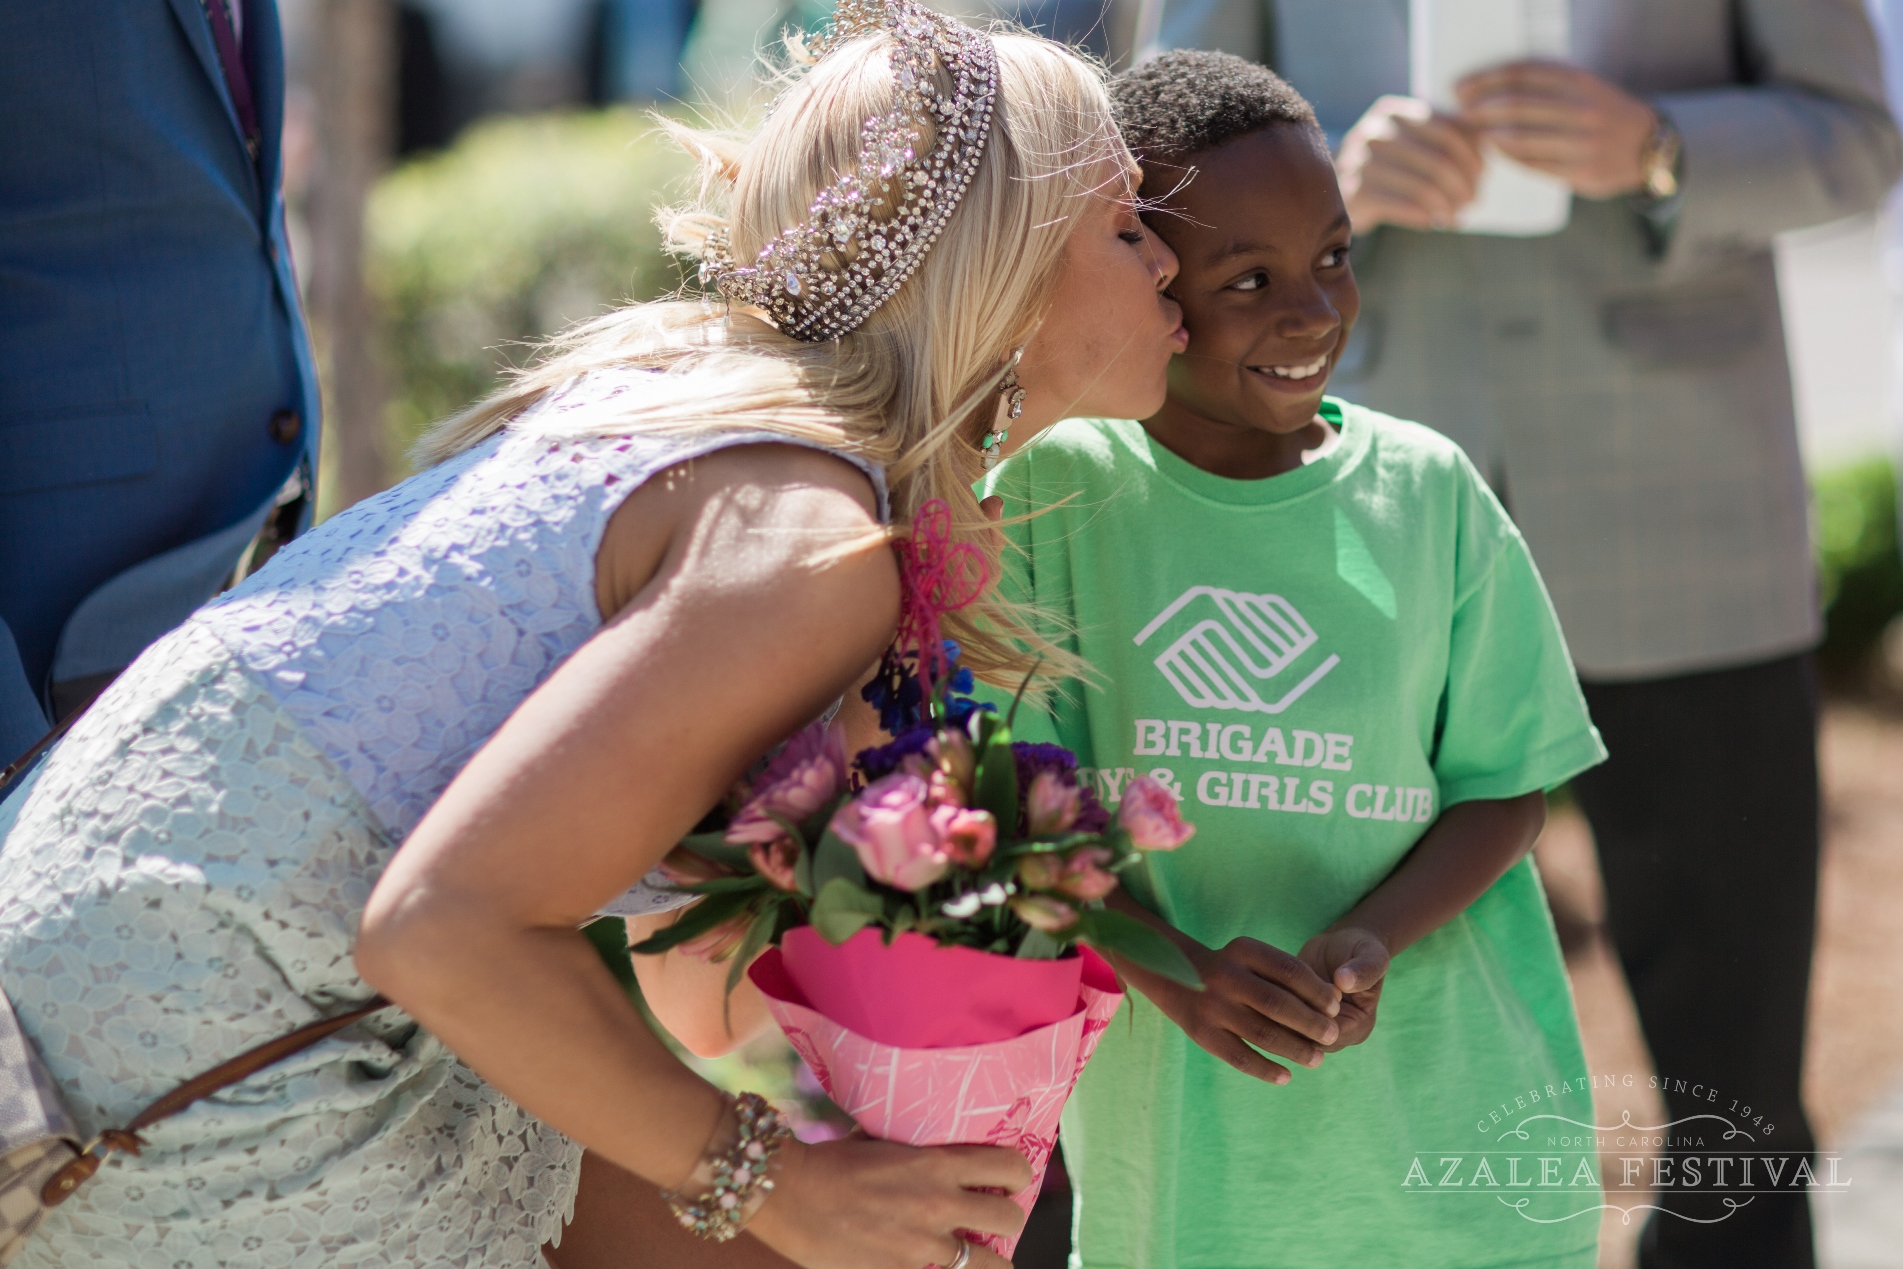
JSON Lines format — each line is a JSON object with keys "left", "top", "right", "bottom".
{"left": 943, "top": 1238, "right": 972, "bottom": 1269}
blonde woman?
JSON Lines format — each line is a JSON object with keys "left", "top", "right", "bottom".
{"left": 0, "top": 4, "right": 1182, "bottom": 1268}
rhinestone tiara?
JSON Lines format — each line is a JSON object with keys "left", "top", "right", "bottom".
{"left": 699, "top": 0, "right": 999, "bottom": 343}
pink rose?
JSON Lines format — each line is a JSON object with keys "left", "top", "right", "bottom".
{"left": 1010, "top": 894, "right": 1080, "bottom": 933}
{"left": 657, "top": 844, "right": 736, "bottom": 887}
{"left": 1025, "top": 771, "right": 1083, "bottom": 837}
{"left": 931, "top": 729, "right": 976, "bottom": 794}
{"left": 727, "top": 723, "right": 849, "bottom": 846}
{"left": 829, "top": 773, "right": 953, "bottom": 891}
{"left": 1016, "top": 852, "right": 1065, "bottom": 890}
{"left": 1055, "top": 846, "right": 1118, "bottom": 901}
{"left": 1119, "top": 776, "right": 1196, "bottom": 850}
{"left": 748, "top": 838, "right": 801, "bottom": 892}
{"left": 934, "top": 806, "right": 997, "bottom": 867}
{"left": 924, "top": 768, "right": 964, "bottom": 812}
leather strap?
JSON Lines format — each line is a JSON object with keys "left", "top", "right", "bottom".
{"left": 42, "top": 996, "right": 392, "bottom": 1207}
{"left": 0, "top": 679, "right": 111, "bottom": 796}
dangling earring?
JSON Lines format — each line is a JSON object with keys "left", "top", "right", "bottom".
{"left": 982, "top": 348, "right": 1026, "bottom": 471}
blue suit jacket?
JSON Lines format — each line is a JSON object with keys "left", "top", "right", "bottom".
{"left": 0, "top": 0, "right": 319, "bottom": 756}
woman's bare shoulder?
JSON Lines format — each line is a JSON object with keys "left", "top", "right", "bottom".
{"left": 594, "top": 439, "right": 894, "bottom": 623}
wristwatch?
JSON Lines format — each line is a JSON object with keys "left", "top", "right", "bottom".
{"left": 1637, "top": 111, "right": 1682, "bottom": 201}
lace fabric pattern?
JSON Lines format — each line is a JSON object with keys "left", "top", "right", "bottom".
{"left": 0, "top": 378, "right": 892, "bottom": 1262}
{"left": 196, "top": 370, "right": 886, "bottom": 916}
{"left": 0, "top": 623, "right": 580, "bottom": 1267}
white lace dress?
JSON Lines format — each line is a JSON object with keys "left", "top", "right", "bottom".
{"left": 0, "top": 373, "right": 885, "bottom": 1268}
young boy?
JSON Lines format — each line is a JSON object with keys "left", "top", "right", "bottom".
{"left": 984, "top": 51, "right": 1609, "bottom": 1267}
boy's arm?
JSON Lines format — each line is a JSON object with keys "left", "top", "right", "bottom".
{"left": 1298, "top": 790, "right": 1547, "bottom": 1050}
{"left": 1103, "top": 888, "right": 1344, "bottom": 1086}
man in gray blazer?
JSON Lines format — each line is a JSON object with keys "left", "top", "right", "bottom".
{"left": 1146, "top": 2, "right": 1899, "bottom": 1265}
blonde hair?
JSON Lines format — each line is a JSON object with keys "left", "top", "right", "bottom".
{"left": 412, "top": 25, "right": 1125, "bottom": 684}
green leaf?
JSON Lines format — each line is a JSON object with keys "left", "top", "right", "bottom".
{"left": 674, "top": 830, "right": 752, "bottom": 871}
{"left": 581, "top": 917, "right": 637, "bottom": 993}
{"left": 793, "top": 841, "right": 816, "bottom": 898}
{"left": 677, "top": 875, "right": 774, "bottom": 896}
{"left": 975, "top": 709, "right": 1006, "bottom": 754}
{"left": 810, "top": 877, "right": 885, "bottom": 944}
{"left": 996, "top": 832, "right": 1097, "bottom": 858}
{"left": 1015, "top": 928, "right": 1064, "bottom": 960}
{"left": 627, "top": 888, "right": 756, "bottom": 955}
{"left": 1076, "top": 909, "right": 1203, "bottom": 989}
{"left": 724, "top": 906, "right": 780, "bottom": 998}
{"left": 811, "top": 828, "right": 866, "bottom": 895}
{"left": 973, "top": 723, "right": 1018, "bottom": 831}
{"left": 1004, "top": 661, "right": 1041, "bottom": 731}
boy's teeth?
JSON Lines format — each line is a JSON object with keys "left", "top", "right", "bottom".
{"left": 1262, "top": 356, "right": 1327, "bottom": 379}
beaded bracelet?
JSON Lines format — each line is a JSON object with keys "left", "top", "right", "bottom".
{"left": 663, "top": 1092, "right": 794, "bottom": 1241}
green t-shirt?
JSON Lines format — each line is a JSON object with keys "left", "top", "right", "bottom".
{"left": 980, "top": 403, "right": 1609, "bottom": 1269}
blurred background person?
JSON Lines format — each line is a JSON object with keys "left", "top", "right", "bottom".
{"left": 1141, "top": 2, "right": 1899, "bottom": 1266}
{"left": 0, "top": 0, "right": 320, "bottom": 759}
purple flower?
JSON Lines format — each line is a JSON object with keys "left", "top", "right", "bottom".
{"left": 1025, "top": 771, "right": 1083, "bottom": 837}
{"left": 855, "top": 724, "right": 938, "bottom": 783}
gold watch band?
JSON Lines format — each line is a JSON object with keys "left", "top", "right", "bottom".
{"left": 1638, "top": 112, "right": 1682, "bottom": 201}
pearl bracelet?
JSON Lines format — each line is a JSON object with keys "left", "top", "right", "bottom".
{"left": 663, "top": 1092, "right": 794, "bottom": 1241}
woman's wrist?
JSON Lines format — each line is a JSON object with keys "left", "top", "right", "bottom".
{"left": 661, "top": 1091, "right": 794, "bottom": 1241}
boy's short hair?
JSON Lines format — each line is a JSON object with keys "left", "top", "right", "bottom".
{"left": 1110, "top": 49, "right": 1322, "bottom": 166}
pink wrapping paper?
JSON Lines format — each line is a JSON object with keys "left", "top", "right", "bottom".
{"left": 750, "top": 945, "right": 1124, "bottom": 1262}
{"left": 780, "top": 926, "right": 1086, "bottom": 1047}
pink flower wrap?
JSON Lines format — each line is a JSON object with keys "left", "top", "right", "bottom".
{"left": 750, "top": 946, "right": 1124, "bottom": 1263}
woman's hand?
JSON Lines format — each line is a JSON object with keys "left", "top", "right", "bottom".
{"left": 748, "top": 1138, "right": 1032, "bottom": 1269}
{"left": 1101, "top": 892, "right": 1341, "bottom": 1085}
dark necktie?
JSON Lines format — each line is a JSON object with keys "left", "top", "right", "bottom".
{"left": 201, "top": 0, "right": 261, "bottom": 162}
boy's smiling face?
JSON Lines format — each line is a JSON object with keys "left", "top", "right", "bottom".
{"left": 1141, "top": 124, "right": 1359, "bottom": 476}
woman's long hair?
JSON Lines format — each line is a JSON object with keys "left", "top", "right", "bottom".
{"left": 412, "top": 27, "right": 1124, "bottom": 683}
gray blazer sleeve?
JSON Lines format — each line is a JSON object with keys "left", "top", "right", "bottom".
{"left": 1660, "top": 0, "right": 1901, "bottom": 270}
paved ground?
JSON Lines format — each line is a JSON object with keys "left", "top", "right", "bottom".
{"left": 1536, "top": 703, "right": 1903, "bottom": 1269}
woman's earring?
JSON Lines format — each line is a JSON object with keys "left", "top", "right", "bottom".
{"left": 983, "top": 349, "right": 1027, "bottom": 470}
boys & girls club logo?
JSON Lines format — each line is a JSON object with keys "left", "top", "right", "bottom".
{"left": 1406, "top": 1074, "right": 1850, "bottom": 1227}
{"left": 1133, "top": 586, "right": 1339, "bottom": 714}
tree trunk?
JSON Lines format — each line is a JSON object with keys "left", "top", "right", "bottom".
{"left": 307, "top": 0, "right": 395, "bottom": 512}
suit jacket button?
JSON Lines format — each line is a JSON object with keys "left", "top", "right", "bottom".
{"left": 270, "top": 410, "right": 301, "bottom": 444}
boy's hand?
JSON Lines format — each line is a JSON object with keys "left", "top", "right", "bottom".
{"left": 1297, "top": 927, "right": 1392, "bottom": 1051}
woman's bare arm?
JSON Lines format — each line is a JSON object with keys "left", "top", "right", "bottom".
{"left": 628, "top": 909, "right": 775, "bottom": 1058}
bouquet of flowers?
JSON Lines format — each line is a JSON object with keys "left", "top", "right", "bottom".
{"left": 632, "top": 505, "right": 1202, "bottom": 1259}
{"left": 633, "top": 653, "right": 1200, "bottom": 993}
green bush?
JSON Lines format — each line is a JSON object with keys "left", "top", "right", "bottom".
{"left": 367, "top": 107, "right": 695, "bottom": 466}
{"left": 1814, "top": 455, "right": 1903, "bottom": 683}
